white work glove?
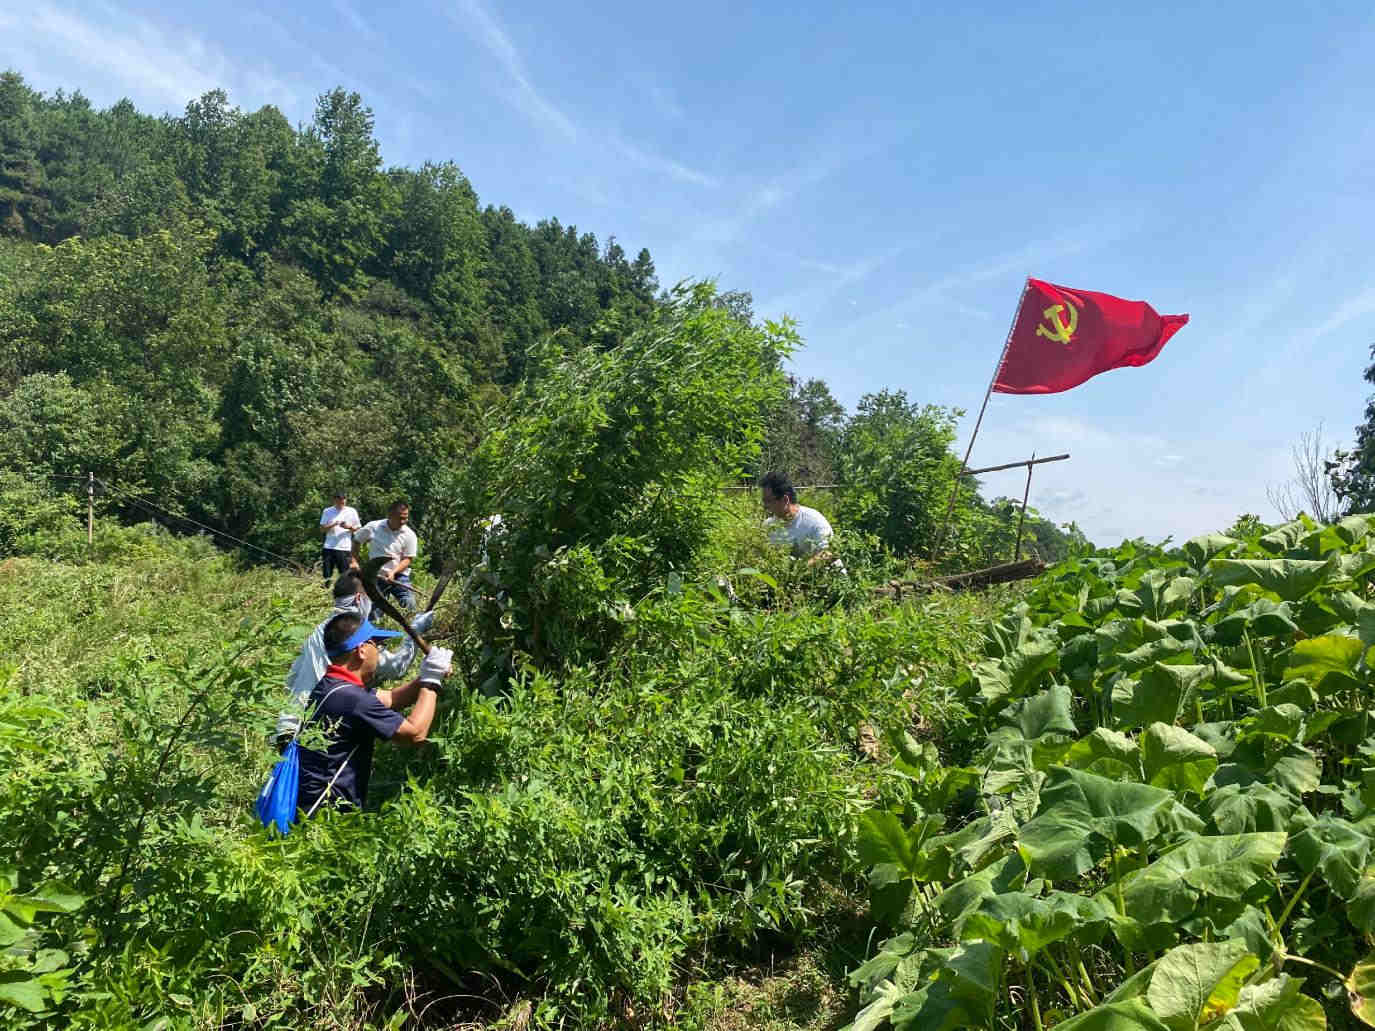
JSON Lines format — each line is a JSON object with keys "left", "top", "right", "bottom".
{"left": 418, "top": 646, "right": 453, "bottom": 686}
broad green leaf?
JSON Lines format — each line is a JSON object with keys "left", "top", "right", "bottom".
{"left": 1052, "top": 997, "right": 1172, "bottom": 1031}
{"left": 848, "top": 932, "right": 919, "bottom": 989}
{"left": 1350, "top": 954, "right": 1375, "bottom": 1028}
{"left": 0, "top": 971, "right": 45, "bottom": 1013}
{"left": 1160, "top": 577, "right": 1196, "bottom": 616}
{"left": 1109, "top": 834, "right": 1285, "bottom": 930}
{"left": 1258, "top": 518, "right": 1316, "bottom": 554}
{"left": 1142, "top": 723, "right": 1218, "bottom": 795}
{"left": 957, "top": 889, "right": 1108, "bottom": 959}
{"left": 1018, "top": 767, "right": 1176, "bottom": 881}
{"left": 889, "top": 977, "right": 979, "bottom": 1031}
{"left": 22, "top": 882, "right": 83, "bottom": 915}
{"left": 1146, "top": 939, "right": 1257, "bottom": 1031}
{"left": 844, "top": 977, "right": 906, "bottom": 1031}
{"left": 890, "top": 942, "right": 1001, "bottom": 1031}
{"left": 1000, "top": 685, "right": 1077, "bottom": 743}
{"left": 1065, "top": 728, "right": 1142, "bottom": 780}
{"left": 1184, "top": 533, "right": 1240, "bottom": 569}
{"left": 1351, "top": 869, "right": 1375, "bottom": 936}
{"left": 1290, "top": 815, "right": 1371, "bottom": 898}
{"left": 1001, "top": 631, "right": 1061, "bottom": 698}
{"left": 1061, "top": 633, "right": 1099, "bottom": 681}
{"left": 1202, "top": 783, "right": 1298, "bottom": 835}
{"left": 932, "top": 852, "right": 1027, "bottom": 926}
{"left": 0, "top": 910, "right": 28, "bottom": 947}
{"left": 1240, "top": 705, "right": 1306, "bottom": 744}
{"left": 1212, "top": 599, "right": 1299, "bottom": 645}
{"left": 1337, "top": 550, "right": 1375, "bottom": 582}
{"left": 1211, "top": 558, "right": 1335, "bottom": 602}
{"left": 984, "top": 608, "right": 1032, "bottom": 658}
{"left": 1112, "top": 664, "right": 1210, "bottom": 731}
{"left": 1217, "top": 973, "right": 1325, "bottom": 1030}
{"left": 1213, "top": 741, "right": 1320, "bottom": 798}
{"left": 1285, "top": 635, "right": 1364, "bottom": 696}
{"left": 1337, "top": 514, "right": 1374, "bottom": 546}
{"left": 858, "top": 811, "right": 914, "bottom": 872}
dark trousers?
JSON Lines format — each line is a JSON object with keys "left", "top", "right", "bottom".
{"left": 322, "top": 547, "right": 353, "bottom": 582}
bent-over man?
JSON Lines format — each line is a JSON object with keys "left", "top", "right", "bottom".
{"left": 276, "top": 571, "right": 436, "bottom": 745}
{"left": 760, "top": 471, "right": 834, "bottom": 558}
{"left": 296, "top": 611, "right": 453, "bottom": 814}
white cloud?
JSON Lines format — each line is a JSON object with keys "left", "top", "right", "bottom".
{"left": 973, "top": 410, "right": 1281, "bottom": 545}
{"left": 332, "top": 0, "right": 375, "bottom": 38}
{"left": 446, "top": 0, "right": 578, "bottom": 140}
{"left": 1307, "top": 285, "right": 1375, "bottom": 342}
{"left": 610, "top": 136, "right": 718, "bottom": 189}
{"left": 442, "top": 0, "right": 714, "bottom": 193}
{"left": 3, "top": 4, "right": 300, "bottom": 114}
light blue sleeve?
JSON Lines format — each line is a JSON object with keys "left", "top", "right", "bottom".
{"left": 285, "top": 624, "right": 329, "bottom": 707}
{"left": 373, "top": 609, "right": 435, "bottom": 682}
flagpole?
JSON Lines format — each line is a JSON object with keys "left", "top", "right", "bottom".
{"left": 932, "top": 277, "right": 1031, "bottom": 562}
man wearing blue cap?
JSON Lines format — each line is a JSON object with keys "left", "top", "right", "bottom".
{"left": 296, "top": 610, "right": 453, "bottom": 814}
{"left": 275, "top": 572, "right": 437, "bottom": 747}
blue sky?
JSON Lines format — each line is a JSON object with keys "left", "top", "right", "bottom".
{"left": 6, "top": 0, "right": 1375, "bottom": 544}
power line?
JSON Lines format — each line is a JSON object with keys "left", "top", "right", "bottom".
{"left": 91, "top": 475, "right": 305, "bottom": 571}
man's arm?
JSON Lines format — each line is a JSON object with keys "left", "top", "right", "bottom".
{"left": 351, "top": 523, "right": 370, "bottom": 563}
{"left": 383, "top": 681, "right": 438, "bottom": 745}
{"left": 378, "top": 646, "right": 452, "bottom": 745}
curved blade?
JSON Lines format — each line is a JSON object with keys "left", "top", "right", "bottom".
{"left": 360, "top": 556, "right": 430, "bottom": 655}
{"left": 426, "top": 558, "right": 461, "bottom": 613}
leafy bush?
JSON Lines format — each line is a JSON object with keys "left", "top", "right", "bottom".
{"left": 846, "top": 514, "right": 1375, "bottom": 1030}
{"left": 1, "top": 526, "right": 1005, "bottom": 1027}
{"left": 432, "top": 282, "right": 799, "bottom": 670}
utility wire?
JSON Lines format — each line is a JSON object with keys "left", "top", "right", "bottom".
{"left": 90, "top": 475, "right": 305, "bottom": 571}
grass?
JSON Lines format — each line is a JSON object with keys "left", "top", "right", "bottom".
{"left": 1, "top": 523, "right": 1012, "bottom": 1029}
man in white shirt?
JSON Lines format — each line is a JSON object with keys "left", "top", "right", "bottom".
{"left": 760, "top": 471, "right": 834, "bottom": 559}
{"left": 319, "top": 491, "right": 361, "bottom": 584}
{"left": 353, "top": 500, "right": 420, "bottom": 611}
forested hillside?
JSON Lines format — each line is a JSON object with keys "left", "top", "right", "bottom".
{"left": 0, "top": 70, "right": 1074, "bottom": 570}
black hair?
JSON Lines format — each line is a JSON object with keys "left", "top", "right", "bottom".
{"left": 759, "top": 471, "right": 796, "bottom": 503}
{"left": 331, "top": 571, "right": 362, "bottom": 599}
{"left": 389, "top": 499, "right": 410, "bottom": 513}
{"left": 323, "top": 611, "right": 364, "bottom": 657}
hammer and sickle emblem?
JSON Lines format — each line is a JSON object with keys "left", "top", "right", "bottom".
{"left": 1035, "top": 301, "right": 1078, "bottom": 345}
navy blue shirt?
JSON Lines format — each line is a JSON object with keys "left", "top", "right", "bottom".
{"left": 297, "top": 667, "right": 404, "bottom": 811}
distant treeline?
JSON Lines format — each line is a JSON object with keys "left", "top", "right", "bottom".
{"left": 0, "top": 70, "right": 1081, "bottom": 568}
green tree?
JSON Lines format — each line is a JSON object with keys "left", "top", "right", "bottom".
{"left": 0, "top": 71, "right": 49, "bottom": 237}
{"left": 283, "top": 88, "right": 389, "bottom": 299}
{"left": 435, "top": 282, "right": 796, "bottom": 665}
{"left": 1329, "top": 345, "right": 1375, "bottom": 514}
{"left": 834, "top": 390, "right": 967, "bottom": 559}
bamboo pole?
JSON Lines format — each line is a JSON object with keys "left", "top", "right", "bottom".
{"left": 1014, "top": 453, "right": 1035, "bottom": 561}
{"left": 932, "top": 277, "right": 1030, "bottom": 561}
{"left": 87, "top": 471, "right": 94, "bottom": 546}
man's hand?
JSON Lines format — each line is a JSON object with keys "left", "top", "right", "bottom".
{"left": 418, "top": 646, "right": 453, "bottom": 685}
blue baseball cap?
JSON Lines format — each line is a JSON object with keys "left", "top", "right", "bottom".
{"left": 326, "top": 618, "right": 403, "bottom": 657}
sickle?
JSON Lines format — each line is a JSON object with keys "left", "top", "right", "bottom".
{"left": 360, "top": 556, "right": 431, "bottom": 656}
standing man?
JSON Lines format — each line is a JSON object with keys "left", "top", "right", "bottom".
{"left": 296, "top": 610, "right": 454, "bottom": 814}
{"left": 353, "top": 500, "right": 419, "bottom": 612}
{"left": 319, "top": 492, "right": 361, "bottom": 584}
{"left": 760, "top": 471, "right": 834, "bottom": 559}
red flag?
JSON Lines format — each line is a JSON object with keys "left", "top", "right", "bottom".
{"left": 993, "top": 279, "right": 1188, "bottom": 394}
